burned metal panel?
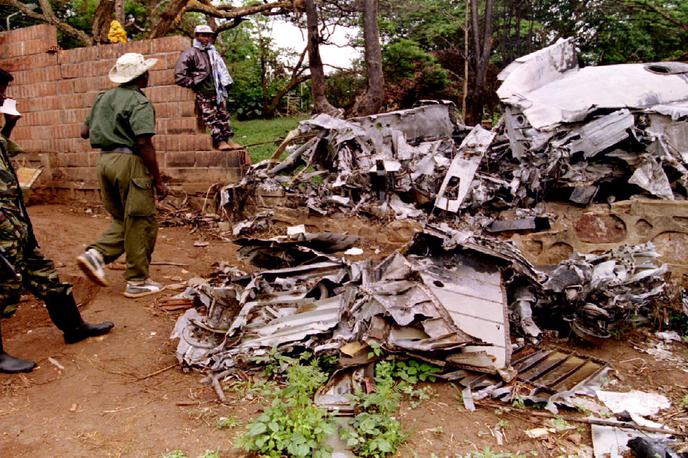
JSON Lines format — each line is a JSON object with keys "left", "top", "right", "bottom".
{"left": 349, "top": 102, "right": 456, "bottom": 142}
{"left": 512, "top": 64, "right": 688, "bottom": 130}
{"left": 410, "top": 254, "right": 512, "bottom": 371}
{"left": 497, "top": 37, "right": 578, "bottom": 102}
{"left": 435, "top": 126, "right": 496, "bottom": 213}
{"left": 559, "top": 109, "right": 634, "bottom": 159}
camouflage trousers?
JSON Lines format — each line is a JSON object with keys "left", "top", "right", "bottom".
{"left": 0, "top": 205, "right": 71, "bottom": 317}
{"left": 195, "top": 92, "right": 234, "bottom": 147}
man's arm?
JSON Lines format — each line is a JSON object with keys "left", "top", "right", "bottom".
{"left": 174, "top": 49, "right": 195, "bottom": 88}
{"left": 1, "top": 113, "right": 20, "bottom": 138}
{"left": 136, "top": 134, "right": 168, "bottom": 199}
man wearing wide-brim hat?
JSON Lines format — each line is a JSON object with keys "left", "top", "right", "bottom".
{"left": 78, "top": 53, "right": 169, "bottom": 299}
{"left": 175, "top": 24, "right": 242, "bottom": 152}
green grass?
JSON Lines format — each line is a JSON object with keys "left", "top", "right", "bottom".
{"left": 232, "top": 115, "right": 309, "bottom": 163}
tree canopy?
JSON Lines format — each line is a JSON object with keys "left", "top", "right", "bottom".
{"left": 1, "top": 0, "right": 686, "bottom": 121}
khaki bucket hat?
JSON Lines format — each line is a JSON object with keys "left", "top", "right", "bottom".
{"left": 194, "top": 25, "right": 215, "bottom": 35}
{"left": 108, "top": 52, "right": 158, "bottom": 84}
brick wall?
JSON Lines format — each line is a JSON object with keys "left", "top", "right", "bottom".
{"left": 0, "top": 24, "right": 242, "bottom": 201}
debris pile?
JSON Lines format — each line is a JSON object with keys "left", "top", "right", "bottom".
{"left": 222, "top": 102, "right": 467, "bottom": 221}
{"left": 538, "top": 243, "right": 668, "bottom": 343}
{"left": 167, "top": 38, "right": 688, "bottom": 457}
{"left": 173, "top": 224, "right": 539, "bottom": 376}
{"left": 495, "top": 38, "right": 688, "bottom": 206}
{"left": 224, "top": 39, "right": 688, "bottom": 224}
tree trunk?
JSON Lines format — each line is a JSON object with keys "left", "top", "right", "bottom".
{"left": 350, "top": 0, "right": 384, "bottom": 116}
{"left": 92, "top": 0, "right": 114, "bottom": 44}
{"left": 305, "top": 0, "right": 338, "bottom": 115}
{"left": 466, "top": 0, "right": 494, "bottom": 125}
{"left": 149, "top": 0, "right": 188, "bottom": 38}
{"left": 114, "top": 0, "right": 125, "bottom": 24}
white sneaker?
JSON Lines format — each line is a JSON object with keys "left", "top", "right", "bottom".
{"left": 76, "top": 249, "right": 109, "bottom": 287}
{"left": 123, "top": 278, "right": 165, "bottom": 298}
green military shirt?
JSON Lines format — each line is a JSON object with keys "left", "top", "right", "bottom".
{"left": 85, "top": 84, "right": 156, "bottom": 150}
{"left": 0, "top": 134, "right": 23, "bottom": 201}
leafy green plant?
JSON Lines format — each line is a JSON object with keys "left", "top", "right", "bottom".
{"left": 391, "top": 359, "right": 441, "bottom": 384}
{"left": 341, "top": 412, "right": 407, "bottom": 458}
{"left": 161, "top": 451, "right": 187, "bottom": 458}
{"left": 511, "top": 395, "right": 526, "bottom": 409}
{"left": 200, "top": 451, "right": 219, "bottom": 458}
{"left": 216, "top": 416, "right": 241, "bottom": 430}
{"left": 682, "top": 393, "right": 688, "bottom": 409}
{"left": 236, "top": 364, "right": 336, "bottom": 458}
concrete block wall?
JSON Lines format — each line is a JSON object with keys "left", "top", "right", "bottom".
{"left": 0, "top": 24, "right": 241, "bottom": 200}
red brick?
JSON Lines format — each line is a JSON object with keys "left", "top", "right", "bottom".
{"left": 150, "top": 52, "right": 181, "bottom": 70}
{"left": 151, "top": 36, "right": 190, "bottom": 54}
{"left": 57, "top": 79, "right": 75, "bottom": 94}
{"left": 164, "top": 167, "right": 233, "bottom": 184}
{"left": 3, "top": 24, "right": 55, "bottom": 44}
{"left": 87, "top": 151, "right": 101, "bottom": 166}
{"left": 166, "top": 151, "right": 196, "bottom": 167}
{"left": 195, "top": 151, "right": 229, "bottom": 168}
{"left": 73, "top": 76, "right": 111, "bottom": 93}
{"left": 149, "top": 69, "right": 176, "bottom": 86}
{"left": 12, "top": 65, "right": 62, "bottom": 84}
{"left": 59, "top": 46, "right": 100, "bottom": 64}
{"left": 0, "top": 52, "right": 57, "bottom": 71}
{"left": 23, "top": 96, "right": 62, "bottom": 112}
{"left": 157, "top": 117, "right": 198, "bottom": 134}
{"left": 63, "top": 108, "right": 90, "bottom": 124}
{"left": 4, "top": 37, "right": 57, "bottom": 58}
{"left": 156, "top": 101, "right": 196, "bottom": 118}
{"left": 145, "top": 85, "right": 194, "bottom": 103}
{"left": 51, "top": 124, "right": 82, "bottom": 139}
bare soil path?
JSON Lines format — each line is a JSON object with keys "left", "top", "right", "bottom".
{"left": 1, "top": 204, "right": 686, "bottom": 457}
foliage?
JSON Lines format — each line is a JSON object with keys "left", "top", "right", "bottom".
{"left": 233, "top": 115, "right": 306, "bottom": 163}
{"left": 160, "top": 451, "right": 187, "bottom": 458}
{"left": 381, "top": 39, "right": 451, "bottom": 108}
{"left": 199, "top": 452, "right": 219, "bottom": 458}
{"left": 341, "top": 412, "right": 406, "bottom": 458}
{"left": 342, "top": 357, "right": 440, "bottom": 457}
{"left": 215, "top": 416, "right": 241, "bottom": 430}
{"left": 682, "top": 393, "right": 688, "bottom": 409}
{"left": 236, "top": 363, "right": 336, "bottom": 458}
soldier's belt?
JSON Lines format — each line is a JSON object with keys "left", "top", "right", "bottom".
{"left": 102, "top": 146, "right": 135, "bottom": 154}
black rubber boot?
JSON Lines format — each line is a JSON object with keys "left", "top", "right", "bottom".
{"left": 44, "top": 288, "right": 114, "bottom": 344}
{"left": 0, "top": 320, "right": 36, "bottom": 373}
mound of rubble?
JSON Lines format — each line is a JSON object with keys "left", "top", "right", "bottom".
{"left": 170, "top": 38, "right": 688, "bottom": 455}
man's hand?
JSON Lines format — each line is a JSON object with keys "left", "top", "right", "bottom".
{"left": 3, "top": 113, "right": 20, "bottom": 124}
{"left": 155, "top": 181, "right": 169, "bottom": 200}
{"left": 1, "top": 113, "right": 20, "bottom": 138}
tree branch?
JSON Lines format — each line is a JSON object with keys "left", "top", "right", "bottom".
{"left": 0, "top": 0, "right": 94, "bottom": 45}
{"left": 624, "top": 0, "right": 688, "bottom": 31}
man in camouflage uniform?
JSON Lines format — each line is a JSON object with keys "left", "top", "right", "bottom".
{"left": 175, "top": 25, "right": 241, "bottom": 152}
{"left": 0, "top": 68, "right": 114, "bottom": 374}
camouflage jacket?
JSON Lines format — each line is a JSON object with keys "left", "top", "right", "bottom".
{"left": 0, "top": 134, "right": 22, "bottom": 211}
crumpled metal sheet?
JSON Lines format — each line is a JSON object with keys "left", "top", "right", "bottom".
{"left": 221, "top": 104, "right": 464, "bottom": 222}
{"left": 541, "top": 243, "right": 668, "bottom": 342}
{"left": 434, "top": 125, "right": 495, "bottom": 213}
{"left": 498, "top": 44, "right": 688, "bottom": 130}
{"left": 172, "top": 223, "right": 536, "bottom": 375}
{"left": 488, "top": 39, "right": 688, "bottom": 206}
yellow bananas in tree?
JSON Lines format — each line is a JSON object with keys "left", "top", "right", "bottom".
{"left": 108, "top": 20, "right": 128, "bottom": 44}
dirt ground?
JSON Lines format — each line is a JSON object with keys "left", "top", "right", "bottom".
{"left": 1, "top": 204, "right": 687, "bottom": 457}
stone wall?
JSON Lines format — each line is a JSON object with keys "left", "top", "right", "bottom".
{"left": 0, "top": 24, "right": 241, "bottom": 201}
